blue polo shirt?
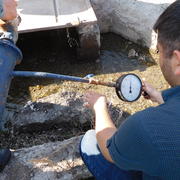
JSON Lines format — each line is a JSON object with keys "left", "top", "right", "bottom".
{"left": 107, "top": 86, "right": 180, "bottom": 180}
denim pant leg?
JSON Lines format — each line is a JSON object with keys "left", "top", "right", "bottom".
{"left": 79, "top": 129, "right": 133, "bottom": 180}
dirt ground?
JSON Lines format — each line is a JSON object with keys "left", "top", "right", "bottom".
{"left": 0, "top": 29, "right": 169, "bottom": 149}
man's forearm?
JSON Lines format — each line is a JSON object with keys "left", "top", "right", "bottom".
{"left": 94, "top": 104, "right": 117, "bottom": 163}
{"left": 83, "top": 92, "right": 117, "bottom": 162}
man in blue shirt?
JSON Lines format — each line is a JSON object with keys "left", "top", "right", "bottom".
{"left": 80, "top": 1, "right": 180, "bottom": 179}
{"left": 0, "top": 0, "right": 18, "bottom": 172}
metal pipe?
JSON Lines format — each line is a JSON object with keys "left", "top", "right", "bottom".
{"left": 0, "top": 40, "right": 22, "bottom": 130}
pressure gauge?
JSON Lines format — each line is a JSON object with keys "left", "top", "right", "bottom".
{"left": 116, "top": 74, "right": 142, "bottom": 102}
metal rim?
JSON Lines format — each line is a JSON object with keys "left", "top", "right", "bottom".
{"left": 115, "top": 73, "right": 142, "bottom": 102}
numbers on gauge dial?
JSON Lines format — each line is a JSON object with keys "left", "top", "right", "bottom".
{"left": 120, "top": 74, "right": 142, "bottom": 101}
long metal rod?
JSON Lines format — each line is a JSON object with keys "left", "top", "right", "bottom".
{"left": 11, "top": 71, "right": 116, "bottom": 88}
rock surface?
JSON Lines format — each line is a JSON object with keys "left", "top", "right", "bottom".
{"left": 9, "top": 91, "right": 125, "bottom": 132}
{"left": 0, "top": 136, "right": 92, "bottom": 180}
{"left": 10, "top": 91, "right": 92, "bottom": 132}
{"left": 77, "top": 24, "right": 100, "bottom": 60}
{"left": 91, "top": 0, "right": 175, "bottom": 49}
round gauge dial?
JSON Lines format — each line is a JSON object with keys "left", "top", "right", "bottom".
{"left": 116, "top": 74, "right": 142, "bottom": 102}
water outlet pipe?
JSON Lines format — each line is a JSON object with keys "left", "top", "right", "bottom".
{"left": 0, "top": 39, "right": 23, "bottom": 130}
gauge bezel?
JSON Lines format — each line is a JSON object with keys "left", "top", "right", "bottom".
{"left": 115, "top": 73, "right": 142, "bottom": 102}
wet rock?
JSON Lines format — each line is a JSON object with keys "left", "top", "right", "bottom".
{"left": 77, "top": 24, "right": 100, "bottom": 60}
{"left": 128, "top": 49, "right": 138, "bottom": 58}
{"left": 11, "top": 91, "right": 93, "bottom": 132}
{"left": 8, "top": 91, "right": 126, "bottom": 133}
{"left": 138, "top": 55, "right": 154, "bottom": 64}
{"left": 0, "top": 136, "right": 92, "bottom": 180}
{"left": 138, "top": 55, "right": 146, "bottom": 62}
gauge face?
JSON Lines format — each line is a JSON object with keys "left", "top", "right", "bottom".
{"left": 116, "top": 74, "right": 142, "bottom": 102}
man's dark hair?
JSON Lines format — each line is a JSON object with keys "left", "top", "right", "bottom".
{"left": 153, "top": 0, "right": 180, "bottom": 58}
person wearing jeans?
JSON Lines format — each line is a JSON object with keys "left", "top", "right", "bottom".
{"left": 80, "top": 1, "right": 180, "bottom": 179}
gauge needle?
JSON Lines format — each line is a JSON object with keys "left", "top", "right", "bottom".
{"left": 129, "top": 81, "right": 132, "bottom": 93}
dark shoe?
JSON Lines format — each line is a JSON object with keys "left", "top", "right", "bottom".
{"left": 0, "top": 149, "right": 11, "bottom": 172}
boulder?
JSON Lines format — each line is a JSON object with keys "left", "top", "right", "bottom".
{"left": 91, "top": 0, "right": 175, "bottom": 49}
{"left": 10, "top": 91, "right": 93, "bottom": 132}
{"left": 0, "top": 135, "right": 92, "bottom": 180}
{"left": 8, "top": 91, "right": 125, "bottom": 132}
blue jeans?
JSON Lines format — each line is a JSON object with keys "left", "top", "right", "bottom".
{"left": 79, "top": 129, "right": 135, "bottom": 180}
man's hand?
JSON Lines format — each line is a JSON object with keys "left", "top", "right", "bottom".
{"left": 1, "top": 0, "right": 17, "bottom": 21}
{"left": 84, "top": 91, "right": 107, "bottom": 111}
{"left": 142, "top": 81, "right": 164, "bottom": 104}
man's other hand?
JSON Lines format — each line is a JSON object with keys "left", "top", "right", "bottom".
{"left": 142, "top": 80, "right": 164, "bottom": 104}
{"left": 83, "top": 91, "right": 107, "bottom": 111}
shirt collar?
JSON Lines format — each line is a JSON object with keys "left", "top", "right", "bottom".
{"left": 162, "top": 86, "right": 180, "bottom": 102}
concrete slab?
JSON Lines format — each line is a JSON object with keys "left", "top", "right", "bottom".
{"left": 18, "top": 0, "right": 56, "bottom": 33}
{"left": 18, "top": 0, "right": 97, "bottom": 33}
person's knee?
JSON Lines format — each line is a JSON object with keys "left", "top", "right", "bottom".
{"left": 83, "top": 129, "right": 96, "bottom": 140}
{"left": 80, "top": 129, "right": 100, "bottom": 156}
